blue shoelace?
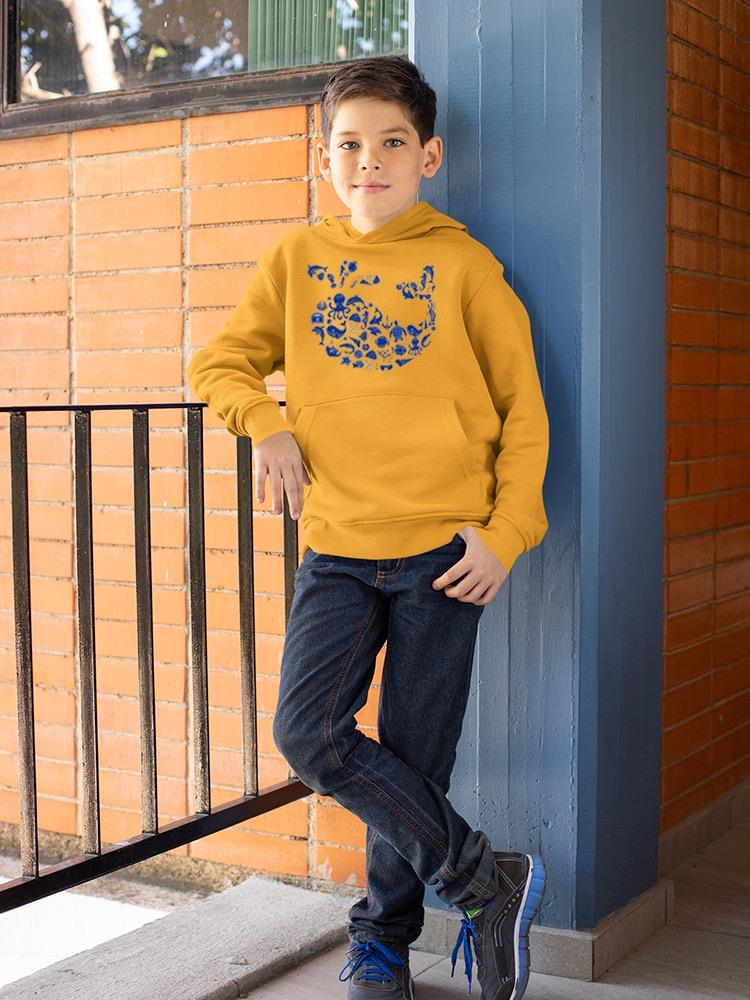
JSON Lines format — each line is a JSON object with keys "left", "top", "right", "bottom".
{"left": 339, "top": 939, "right": 406, "bottom": 985}
{"left": 450, "top": 907, "right": 486, "bottom": 996}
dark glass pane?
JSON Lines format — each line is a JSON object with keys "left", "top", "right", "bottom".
{"left": 13, "top": 0, "right": 409, "bottom": 106}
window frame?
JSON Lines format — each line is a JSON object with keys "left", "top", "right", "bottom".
{"left": 0, "top": 0, "right": 354, "bottom": 140}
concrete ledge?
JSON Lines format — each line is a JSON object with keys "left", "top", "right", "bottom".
{"left": 413, "top": 877, "right": 674, "bottom": 982}
{"left": 658, "top": 776, "right": 750, "bottom": 876}
{"left": 0, "top": 875, "right": 352, "bottom": 1000}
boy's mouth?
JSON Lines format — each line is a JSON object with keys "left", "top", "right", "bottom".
{"left": 356, "top": 183, "right": 388, "bottom": 191}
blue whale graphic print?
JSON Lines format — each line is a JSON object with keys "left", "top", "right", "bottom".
{"left": 307, "top": 259, "right": 436, "bottom": 370}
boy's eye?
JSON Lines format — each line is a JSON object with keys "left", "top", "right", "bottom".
{"left": 339, "top": 139, "right": 404, "bottom": 149}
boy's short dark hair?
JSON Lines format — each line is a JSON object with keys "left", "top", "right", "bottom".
{"left": 319, "top": 54, "right": 437, "bottom": 148}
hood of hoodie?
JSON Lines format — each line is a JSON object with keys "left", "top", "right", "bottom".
{"left": 314, "top": 199, "right": 468, "bottom": 246}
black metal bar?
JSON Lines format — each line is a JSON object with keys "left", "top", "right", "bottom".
{"left": 236, "top": 436, "right": 259, "bottom": 797}
{"left": 0, "top": 403, "right": 210, "bottom": 413}
{"left": 133, "top": 409, "right": 158, "bottom": 834}
{"left": 73, "top": 409, "right": 101, "bottom": 857}
{"left": 282, "top": 494, "right": 299, "bottom": 627}
{"left": 282, "top": 472, "right": 300, "bottom": 783}
{"left": 186, "top": 406, "right": 210, "bottom": 814}
{"left": 0, "top": 778, "right": 311, "bottom": 912}
{"left": 9, "top": 410, "right": 38, "bottom": 878}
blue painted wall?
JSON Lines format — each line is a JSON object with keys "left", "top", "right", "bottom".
{"left": 413, "top": 0, "right": 665, "bottom": 929}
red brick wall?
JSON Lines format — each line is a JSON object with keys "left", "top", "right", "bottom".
{"left": 0, "top": 104, "right": 374, "bottom": 888}
{"left": 663, "top": 0, "right": 750, "bottom": 830}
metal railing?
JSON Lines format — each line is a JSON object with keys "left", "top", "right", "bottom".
{"left": 0, "top": 402, "right": 309, "bottom": 912}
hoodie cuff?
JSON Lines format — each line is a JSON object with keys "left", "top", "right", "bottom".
{"left": 473, "top": 517, "right": 528, "bottom": 576}
{"left": 236, "top": 398, "right": 290, "bottom": 445}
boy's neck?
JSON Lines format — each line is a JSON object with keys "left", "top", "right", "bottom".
{"left": 348, "top": 198, "right": 420, "bottom": 235}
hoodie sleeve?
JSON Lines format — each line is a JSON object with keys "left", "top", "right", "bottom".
{"left": 186, "top": 260, "right": 290, "bottom": 445}
{"left": 464, "top": 256, "right": 550, "bottom": 574}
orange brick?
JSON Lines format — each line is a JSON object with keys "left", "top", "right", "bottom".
{"left": 667, "top": 568, "right": 714, "bottom": 613}
{"left": 313, "top": 842, "right": 365, "bottom": 887}
{"left": 73, "top": 120, "right": 182, "bottom": 158}
{"left": 715, "top": 588, "right": 750, "bottom": 631}
{"left": 669, "top": 77, "right": 719, "bottom": 128}
{"left": 0, "top": 315, "right": 68, "bottom": 352}
{"left": 189, "top": 221, "right": 301, "bottom": 266}
{"left": 714, "top": 693, "right": 749, "bottom": 757}
{"left": 714, "top": 623, "right": 750, "bottom": 667}
{"left": 33, "top": 682, "right": 76, "bottom": 725}
{"left": 712, "top": 721, "right": 750, "bottom": 770}
{"left": 36, "top": 759, "right": 76, "bottom": 799}
{"left": 0, "top": 133, "right": 68, "bottom": 168}
{"left": 189, "top": 139, "right": 307, "bottom": 185}
{"left": 76, "top": 191, "right": 182, "bottom": 235}
{"left": 315, "top": 801, "right": 367, "bottom": 848}
{"left": 0, "top": 277, "right": 68, "bottom": 314}
{"left": 670, "top": 38, "right": 720, "bottom": 92}
{"left": 187, "top": 106, "right": 308, "bottom": 145}
{"left": 669, "top": 193, "right": 719, "bottom": 239}
{"left": 0, "top": 163, "right": 68, "bottom": 204}
{"left": 75, "top": 230, "right": 182, "bottom": 273}
{"left": 671, "top": 274, "right": 720, "bottom": 311}
{"left": 75, "top": 151, "right": 182, "bottom": 198}
{"left": 662, "top": 710, "right": 712, "bottom": 763}
{"left": 714, "top": 656, "right": 750, "bottom": 700}
{"left": 0, "top": 237, "right": 69, "bottom": 278}
{"left": 666, "top": 496, "right": 716, "bottom": 537}
{"left": 0, "top": 351, "right": 69, "bottom": 390}
{"left": 670, "top": 155, "right": 720, "bottom": 200}
{"left": 0, "top": 200, "right": 69, "bottom": 240}
{"left": 33, "top": 720, "right": 76, "bottom": 761}
{"left": 36, "top": 795, "right": 77, "bottom": 836}
{"left": 671, "top": 118, "right": 720, "bottom": 165}
{"left": 75, "top": 273, "right": 182, "bottom": 314}
{"left": 76, "top": 311, "right": 183, "bottom": 351}
{"left": 189, "top": 181, "right": 308, "bottom": 226}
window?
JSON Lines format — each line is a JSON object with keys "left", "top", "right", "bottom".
{"left": 1, "top": 1, "right": 410, "bottom": 137}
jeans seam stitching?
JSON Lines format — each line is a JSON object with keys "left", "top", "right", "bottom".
{"left": 376, "top": 559, "right": 403, "bottom": 580}
{"left": 322, "top": 595, "right": 449, "bottom": 862}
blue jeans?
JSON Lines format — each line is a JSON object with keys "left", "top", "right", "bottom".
{"left": 272, "top": 532, "right": 500, "bottom": 948}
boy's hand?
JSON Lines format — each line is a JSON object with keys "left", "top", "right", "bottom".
{"left": 432, "top": 525, "right": 508, "bottom": 606}
{"left": 254, "top": 430, "right": 311, "bottom": 520}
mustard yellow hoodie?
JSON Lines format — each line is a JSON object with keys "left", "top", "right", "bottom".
{"left": 187, "top": 199, "right": 549, "bottom": 573}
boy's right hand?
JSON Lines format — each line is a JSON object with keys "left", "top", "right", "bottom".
{"left": 253, "top": 430, "right": 311, "bottom": 520}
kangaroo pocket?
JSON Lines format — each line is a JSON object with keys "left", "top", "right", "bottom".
{"left": 291, "top": 393, "right": 482, "bottom": 524}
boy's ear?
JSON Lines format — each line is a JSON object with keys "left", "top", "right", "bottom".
{"left": 316, "top": 140, "right": 331, "bottom": 180}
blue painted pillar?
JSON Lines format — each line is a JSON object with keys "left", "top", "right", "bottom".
{"left": 413, "top": 0, "right": 666, "bottom": 928}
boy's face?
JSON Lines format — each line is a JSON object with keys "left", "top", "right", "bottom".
{"left": 317, "top": 97, "right": 442, "bottom": 234}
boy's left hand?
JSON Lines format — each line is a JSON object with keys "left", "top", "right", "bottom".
{"left": 432, "top": 525, "right": 508, "bottom": 606}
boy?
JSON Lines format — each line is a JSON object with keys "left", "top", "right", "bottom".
{"left": 187, "top": 55, "right": 548, "bottom": 1000}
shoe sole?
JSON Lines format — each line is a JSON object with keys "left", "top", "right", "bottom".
{"left": 509, "top": 852, "right": 546, "bottom": 1000}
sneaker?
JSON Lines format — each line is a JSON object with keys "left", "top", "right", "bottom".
{"left": 338, "top": 939, "right": 415, "bottom": 999}
{"left": 450, "top": 851, "right": 546, "bottom": 999}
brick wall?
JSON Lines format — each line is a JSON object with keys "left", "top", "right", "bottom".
{"left": 664, "top": 0, "right": 750, "bottom": 830}
{"left": 0, "top": 103, "right": 376, "bottom": 889}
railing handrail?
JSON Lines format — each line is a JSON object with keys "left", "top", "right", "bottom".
{"left": 0, "top": 401, "right": 307, "bottom": 914}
